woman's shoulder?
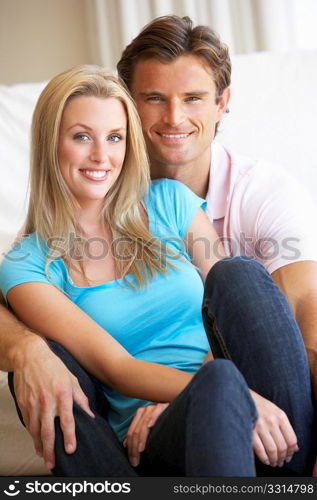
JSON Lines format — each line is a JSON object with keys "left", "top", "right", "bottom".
{"left": 148, "top": 178, "right": 206, "bottom": 212}
{"left": 4, "top": 232, "right": 46, "bottom": 261}
{"left": 149, "top": 178, "right": 193, "bottom": 198}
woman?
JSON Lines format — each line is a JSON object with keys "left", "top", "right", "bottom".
{"left": 0, "top": 66, "right": 313, "bottom": 476}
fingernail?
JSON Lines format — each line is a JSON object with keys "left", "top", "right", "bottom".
{"left": 130, "top": 458, "right": 138, "bottom": 467}
{"left": 278, "top": 462, "right": 284, "bottom": 467}
{"left": 66, "top": 444, "right": 75, "bottom": 453}
{"left": 264, "top": 460, "right": 270, "bottom": 465}
{"left": 285, "top": 456, "right": 292, "bottom": 463}
{"left": 45, "top": 461, "right": 53, "bottom": 470}
{"left": 36, "top": 450, "right": 43, "bottom": 457}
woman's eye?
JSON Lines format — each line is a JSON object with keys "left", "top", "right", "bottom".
{"left": 108, "top": 134, "right": 121, "bottom": 142}
{"left": 74, "top": 134, "right": 90, "bottom": 142}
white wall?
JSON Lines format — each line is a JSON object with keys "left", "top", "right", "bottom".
{"left": 0, "top": 0, "right": 94, "bottom": 84}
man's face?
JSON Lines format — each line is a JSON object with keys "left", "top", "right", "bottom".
{"left": 131, "top": 54, "right": 230, "bottom": 171}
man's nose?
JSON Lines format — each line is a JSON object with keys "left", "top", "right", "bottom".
{"left": 163, "top": 101, "right": 185, "bottom": 127}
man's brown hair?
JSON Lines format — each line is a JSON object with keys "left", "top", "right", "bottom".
{"left": 117, "top": 15, "right": 231, "bottom": 103}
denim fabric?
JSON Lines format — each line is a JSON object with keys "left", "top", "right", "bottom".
{"left": 8, "top": 342, "right": 137, "bottom": 477}
{"left": 8, "top": 257, "right": 316, "bottom": 476}
{"left": 202, "top": 257, "right": 316, "bottom": 476}
{"left": 137, "top": 359, "right": 257, "bottom": 476}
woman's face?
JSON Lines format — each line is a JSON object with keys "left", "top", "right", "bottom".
{"left": 58, "top": 96, "right": 127, "bottom": 207}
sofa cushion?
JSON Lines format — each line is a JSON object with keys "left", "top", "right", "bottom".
{"left": 0, "top": 370, "right": 50, "bottom": 475}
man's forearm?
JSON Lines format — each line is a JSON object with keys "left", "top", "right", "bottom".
{"left": 0, "top": 303, "right": 46, "bottom": 371}
{"left": 295, "top": 296, "right": 317, "bottom": 399}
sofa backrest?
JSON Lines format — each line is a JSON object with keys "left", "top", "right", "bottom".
{"left": 0, "top": 50, "right": 316, "bottom": 256}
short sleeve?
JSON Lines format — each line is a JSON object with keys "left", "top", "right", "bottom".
{"left": 147, "top": 179, "right": 207, "bottom": 239}
{"left": 0, "top": 234, "right": 66, "bottom": 299}
{"left": 232, "top": 162, "right": 317, "bottom": 273}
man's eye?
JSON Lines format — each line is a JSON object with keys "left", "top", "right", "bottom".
{"left": 186, "top": 96, "right": 200, "bottom": 102}
{"left": 147, "top": 96, "right": 162, "bottom": 102}
{"left": 108, "top": 134, "right": 121, "bottom": 142}
{"left": 74, "top": 134, "right": 90, "bottom": 142}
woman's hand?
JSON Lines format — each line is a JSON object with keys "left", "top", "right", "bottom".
{"left": 123, "top": 403, "right": 169, "bottom": 467}
{"left": 250, "top": 390, "right": 298, "bottom": 467}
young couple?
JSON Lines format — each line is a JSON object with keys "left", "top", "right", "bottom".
{"left": 0, "top": 15, "right": 316, "bottom": 477}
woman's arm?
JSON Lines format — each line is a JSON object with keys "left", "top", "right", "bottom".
{"left": 7, "top": 282, "right": 192, "bottom": 402}
{"left": 184, "top": 208, "right": 226, "bottom": 281}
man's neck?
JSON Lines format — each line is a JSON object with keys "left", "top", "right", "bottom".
{"left": 150, "top": 149, "right": 212, "bottom": 199}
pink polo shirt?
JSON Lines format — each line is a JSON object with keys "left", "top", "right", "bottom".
{"left": 206, "top": 142, "right": 317, "bottom": 274}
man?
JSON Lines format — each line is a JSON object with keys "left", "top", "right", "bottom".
{"left": 1, "top": 15, "right": 316, "bottom": 475}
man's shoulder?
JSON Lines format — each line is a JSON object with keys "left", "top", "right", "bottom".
{"left": 213, "top": 141, "right": 294, "bottom": 188}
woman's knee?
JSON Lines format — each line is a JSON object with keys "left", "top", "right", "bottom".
{"left": 189, "top": 359, "right": 257, "bottom": 420}
{"left": 190, "top": 359, "right": 244, "bottom": 397}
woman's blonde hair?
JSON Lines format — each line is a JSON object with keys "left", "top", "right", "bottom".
{"left": 25, "top": 64, "right": 172, "bottom": 287}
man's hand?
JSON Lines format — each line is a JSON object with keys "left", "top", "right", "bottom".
{"left": 123, "top": 403, "right": 169, "bottom": 467}
{"left": 250, "top": 390, "right": 298, "bottom": 467}
{"left": 12, "top": 337, "right": 94, "bottom": 470}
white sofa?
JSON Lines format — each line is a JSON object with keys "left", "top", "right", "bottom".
{"left": 0, "top": 50, "right": 317, "bottom": 476}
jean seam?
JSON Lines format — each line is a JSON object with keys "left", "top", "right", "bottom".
{"left": 202, "top": 298, "right": 232, "bottom": 361}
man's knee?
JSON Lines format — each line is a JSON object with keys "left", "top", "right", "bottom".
{"left": 204, "top": 257, "right": 271, "bottom": 302}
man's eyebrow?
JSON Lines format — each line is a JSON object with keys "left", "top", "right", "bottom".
{"left": 138, "top": 90, "right": 210, "bottom": 97}
{"left": 139, "top": 91, "right": 165, "bottom": 97}
{"left": 183, "top": 91, "right": 210, "bottom": 97}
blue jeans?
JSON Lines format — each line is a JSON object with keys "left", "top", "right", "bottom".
{"left": 8, "top": 257, "right": 315, "bottom": 476}
{"left": 136, "top": 359, "right": 257, "bottom": 476}
{"left": 202, "top": 257, "right": 316, "bottom": 476}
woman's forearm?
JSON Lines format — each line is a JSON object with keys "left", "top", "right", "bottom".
{"left": 101, "top": 357, "right": 193, "bottom": 402}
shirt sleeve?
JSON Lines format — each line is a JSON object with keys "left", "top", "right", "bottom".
{"left": 0, "top": 234, "right": 65, "bottom": 299}
{"left": 233, "top": 161, "right": 317, "bottom": 274}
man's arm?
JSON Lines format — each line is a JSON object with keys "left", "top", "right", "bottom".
{"left": 272, "top": 261, "right": 317, "bottom": 397}
{"left": 272, "top": 261, "right": 317, "bottom": 475}
{"left": 0, "top": 294, "right": 93, "bottom": 470}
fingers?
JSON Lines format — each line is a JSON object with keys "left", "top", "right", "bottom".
{"left": 27, "top": 407, "right": 43, "bottom": 458}
{"left": 17, "top": 390, "right": 44, "bottom": 459}
{"left": 253, "top": 409, "right": 298, "bottom": 467}
{"left": 58, "top": 396, "right": 77, "bottom": 456}
{"left": 124, "top": 403, "right": 169, "bottom": 467}
{"left": 278, "top": 412, "right": 299, "bottom": 464}
{"left": 125, "top": 406, "right": 145, "bottom": 467}
{"left": 147, "top": 402, "right": 169, "bottom": 428}
{"left": 72, "top": 378, "right": 95, "bottom": 419}
{"left": 252, "top": 430, "right": 270, "bottom": 465}
{"left": 40, "top": 406, "right": 57, "bottom": 470}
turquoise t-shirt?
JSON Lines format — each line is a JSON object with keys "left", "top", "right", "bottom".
{"left": 0, "top": 179, "right": 209, "bottom": 441}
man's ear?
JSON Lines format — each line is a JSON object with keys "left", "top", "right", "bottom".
{"left": 216, "top": 87, "right": 231, "bottom": 121}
